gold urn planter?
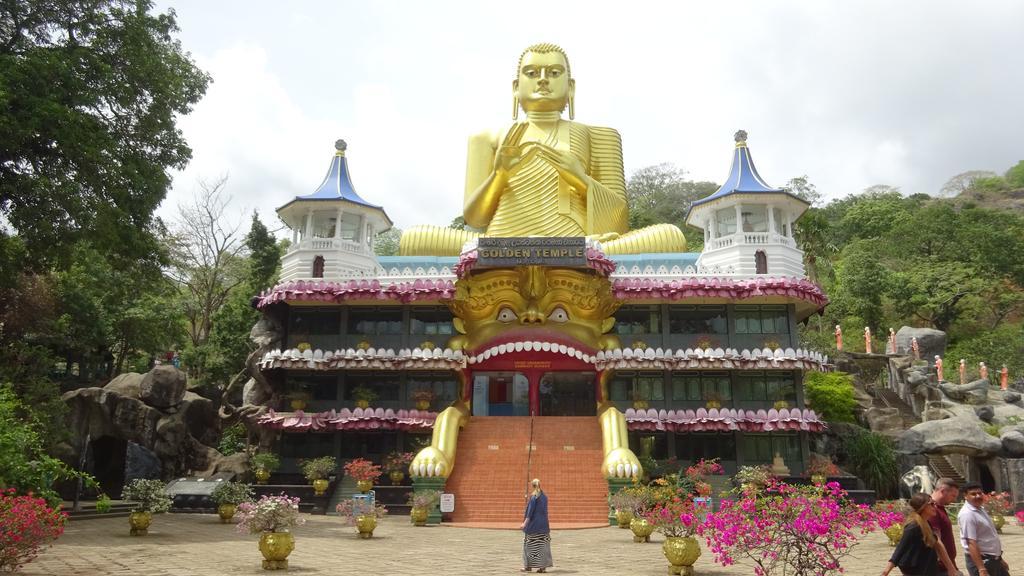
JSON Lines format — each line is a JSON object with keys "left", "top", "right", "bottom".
{"left": 615, "top": 509, "right": 634, "bottom": 529}
{"left": 415, "top": 400, "right": 431, "bottom": 411}
{"left": 129, "top": 511, "right": 152, "bottom": 536}
{"left": 258, "top": 531, "right": 295, "bottom": 570}
{"left": 994, "top": 514, "right": 1006, "bottom": 533}
{"left": 312, "top": 478, "right": 329, "bottom": 496}
{"left": 389, "top": 470, "right": 405, "bottom": 486}
{"left": 218, "top": 504, "right": 237, "bottom": 523}
{"left": 356, "top": 479, "right": 373, "bottom": 493}
{"left": 630, "top": 517, "right": 655, "bottom": 543}
{"left": 410, "top": 506, "right": 429, "bottom": 526}
{"left": 254, "top": 468, "right": 271, "bottom": 485}
{"left": 884, "top": 524, "right": 903, "bottom": 547}
{"left": 355, "top": 514, "right": 377, "bottom": 538}
{"left": 356, "top": 399, "right": 370, "bottom": 409}
{"left": 663, "top": 536, "right": 702, "bottom": 576}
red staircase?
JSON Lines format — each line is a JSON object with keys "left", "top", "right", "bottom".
{"left": 444, "top": 416, "right": 608, "bottom": 525}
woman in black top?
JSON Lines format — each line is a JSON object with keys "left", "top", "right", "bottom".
{"left": 881, "top": 493, "right": 961, "bottom": 576}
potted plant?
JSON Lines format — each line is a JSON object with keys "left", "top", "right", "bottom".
{"left": 410, "top": 388, "right": 435, "bottom": 411}
{"left": 873, "top": 499, "right": 906, "bottom": 546}
{"left": 335, "top": 498, "right": 388, "bottom": 538}
{"left": 95, "top": 493, "right": 112, "bottom": 514}
{"left": 287, "top": 387, "right": 311, "bottom": 411}
{"left": 807, "top": 454, "right": 840, "bottom": 485}
{"left": 351, "top": 385, "right": 377, "bottom": 409}
{"left": 121, "top": 478, "right": 172, "bottom": 536}
{"left": 210, "top": 481, "right": 254, "bottom": 523}
{"left": 984, "top": 491, "right": 1012, "bottom": 532}
{"left": 624, "top": 484, "right": 656, "bottom": 542}
{"left": 301, "top": 456, "right": 337, "bottom": 496}
{"left": 236, "top": 494, "right": 305, "bottom": 570}
{"left": 733, "top": 464, "right": 774, "bottom": 495}
{"left": 610, "top": 489, "right": 640, "bottom": 529}
{"left": 703, "top": 390, "right": 723, "bottom": 410}
{"left": 407, "top": 489, "right": 440, "bottom": 526}
{"left": 343, "top": 458, "right": 382, "bottom": 493}
{"left": 646, "top": 494, "right": 702, "bottom": 574}
{"left": 383, "top": 451, "right": 414, "bottom": 485}
{"left": 250, "top": 452, "right": 280, "bottom": 485}
{"left": 685, "top": 457, "right": 724, "bottom": 497}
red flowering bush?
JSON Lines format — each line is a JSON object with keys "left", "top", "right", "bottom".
{"left": 343, "top": 458, "right": 382, "bottom": 482}
{"left": 685, "top": 458, "right": 725, "bottom": 480}
{"left": 0, "top": 489, "right": 66, "bottom": 571}
{"left": 983, "top": 491, "right": 1012, "bottom": 517}
{"left": 645, "top": 494, "right": 700, "bottom": 538}
{"left": 872, "top": 500, "right": 906, "bottom": 530}
{"left": 698, "top": 480, "right": 877, "bottom": 576}
{"left": 382, "top": 451, "right": 414, "bottom": 473}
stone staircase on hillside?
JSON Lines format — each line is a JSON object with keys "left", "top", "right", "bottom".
{"left": 875, "top": 387, "right": 921, "bottom": 428}
{"left": 928, "top": 454, "right": 968, "bottom": 486}
{"left": 444, "top": 416, "right": 608, "bottom": 525}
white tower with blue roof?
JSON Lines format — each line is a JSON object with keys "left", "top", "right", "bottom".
{"left": 686, "top": 131, "right": 809, "bottom": 278}
{"left": 276, "top": 140, "right": 392, "bottom": 282}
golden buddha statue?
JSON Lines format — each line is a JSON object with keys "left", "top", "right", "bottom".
{"left": 399, "top": 43, "right": 685, "bottom": 256}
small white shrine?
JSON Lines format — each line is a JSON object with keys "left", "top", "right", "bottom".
{"left": 276, "top": 140, "right": 392, "bottom": 282}
{"left": 686, "top": 131, "right": 809, "bottom": 277}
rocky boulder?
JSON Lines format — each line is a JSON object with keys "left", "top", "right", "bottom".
{"left": 104, "top": 372, "right": 144, "bottom": 398}
{"left": 895, "top": 327, "right": 947, "bottom": 360}
{"left": 1001, "top": 431, "right": 1024, "bottom": 458}
{"left": 937, "top": 379, "right": 990, "bottom": 404}
{"left": 140, "top": 365, "right": 187, "bottom": 408}
{"left": 898, "top": 417, "right": 1003, "bottom": 457}
{"left": 864, "top": 407, "right": 904, "bottom": 436}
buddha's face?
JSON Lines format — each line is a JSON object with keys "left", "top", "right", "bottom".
{"left": 449, "top": 266, "right": 618, "bottom": 352}
{"left": 515, "top": 51, "right": 573, "bottom": 114}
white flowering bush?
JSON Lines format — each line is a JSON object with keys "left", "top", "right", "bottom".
{"left": 121, "top": 479, "right": 172, "bottom": 514}
{"left": 236, "top": 494, "right": 305, "bottom": 534}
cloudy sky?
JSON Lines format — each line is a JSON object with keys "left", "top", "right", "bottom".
{"left": 156, "top": 1, "right": 1024, "bottom": 234}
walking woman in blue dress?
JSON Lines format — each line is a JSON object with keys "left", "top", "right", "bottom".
{"left": 521, "top": 478, "right": 552, "bottom": 573}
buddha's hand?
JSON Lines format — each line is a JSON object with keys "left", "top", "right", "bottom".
{"left": 602, "top": 447, "right": 641, "bottom": 479}
{"left": 530, "top": 143, "right": 590, "bottom": 193}
{"left": 409, "top": 445, "right": 452, "bottom": 479}
{"left": 590, "top": 232, "right": 620, "bottom": 243}
{"left": 493, "top": 123, "right": 534, "bottom": 177}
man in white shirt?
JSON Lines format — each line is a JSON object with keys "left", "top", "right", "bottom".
{"left": 959, "top": 482, "right": 1009, "bottom": 576}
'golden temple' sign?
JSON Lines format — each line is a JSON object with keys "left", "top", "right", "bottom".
{"left": 477, "top": 237, "right": 586, "bottom": 268}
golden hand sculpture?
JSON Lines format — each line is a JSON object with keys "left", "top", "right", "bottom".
{"left": 400, "top": 43, "right": 684, "bottom": 256}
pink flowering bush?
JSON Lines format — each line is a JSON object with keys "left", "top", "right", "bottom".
{"left": 698, "top": 480, "right": 876, "bottom": 576}
{"left": 1014, "top": 509, "right": 1024, "bottom": 526}
{"left": 0, "top": 489, "right": 67, "bottom": 572}
{"left": 235, "top": 494, "right": 305, "bottom": 534}
{"left": 872, "top": 500, "right": 906, "bottom": 530}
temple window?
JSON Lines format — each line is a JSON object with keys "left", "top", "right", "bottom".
{"left": 740, "top": 206, "right": 768, "bottom": 233}
{"left": 312, "top": 255, "right": 325, "bottom": 277}
{"left": 407, "top": 372, "right": 458, "bottom": 406}
{"left": 715, "top": 207, "right": 736, "bottom": 237}
{"left": 675, "top": 432, "right": 736, "bottom": 464}
{"left": 734, "top": 305, "right": 788, "bottom": 334}
{"left": 741, "top": 432, "right": 800, "bottom": 467}
{"left": 289, "top": 308, "right": 341, "bottom": 337}
{"left": 288, "top": 374, "right": 338, "bottom": 401}
{"left": 338, "top": 213, "right": 362, "bottom": 241}
{"left": 344, "top": 372, "right": 401, "bottom": 402}
{"left": 613, "top": 305, "right": 660, "bottom": 336}
{"left": 670, "top": 371, "right": 731, "bottom": 402}
{"left": 668, "top": 305, "right": 727, "bottom": 334}
{"left": 734, "top": 371, "right": 796, "bottom": 403}
{"left": 409, "top": 307, "right": 454, "bottom": 337}
{"left": 347, "top": 307, "right": 403, "bottom": 335}
{"left": 608, "top": 371, "right": 664, "bottom": 402}
{"left": 772, "top": 208, "right": 784, "bottom": 235}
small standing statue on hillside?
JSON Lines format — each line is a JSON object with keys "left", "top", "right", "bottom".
{"left": 888, "top": 328, "right": 896, "bottom": 354}
{"left": 959, "top": 359, "right": 967, "bottom": 385}
{"left": 911, "top": 337, "right": 920, "bottom": 361}
{"left": 864, "top": 327, "right": 872, "bottom": 354}
{"left": 1002, "top": 365, "right": 1010, "bottom": 391}
{"left": 980, "top": 362, "right": 988, "bottom": 381}
{"left": 835, "top": 325, "right": 843, "bottom": 351}
{"left": 935, "top": 356, "right": 944, "bottom": 382}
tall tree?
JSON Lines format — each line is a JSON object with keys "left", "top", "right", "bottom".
{"left": 626, "top": 163, "right": 718, "bottom": 250}
{"left": 0, "top": 1, "right": 210, "bottom": 270}
{"left": 166, "top": 177, "right": 248, "bottom": 347}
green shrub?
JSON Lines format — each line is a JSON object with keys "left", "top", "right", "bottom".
{"left": 217, "top": 423, "right": 247, "bottom": 456}
{"left": 0, "top": 385, "right": 91, "bottom": 506}
{"left": 250, "top": 452, "right": 280, "bottom": 472}
{"left": 95, "top": 494, "right": 112, "bottom": 513}
{"left": 982, "top": 423, "right": 1001, "bottom": 437}
{"left": 210, "top": 481, "right": 254, "bottom": 505}
{"left": 121, "top": 479, "right": 172, "bottom": 513}
{"left": 804, "top": 372, "right": 858, "bottom": 423}
{"left": 845, "top": 428, "right": 898, "bottom": 498}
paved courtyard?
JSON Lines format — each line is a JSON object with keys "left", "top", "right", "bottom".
{"left": 21, "top": 513, "right": 1024, "bottom": 576}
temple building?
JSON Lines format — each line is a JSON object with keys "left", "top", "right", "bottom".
{"left": 251, "top": 127, "right": 830, "bottom": 525}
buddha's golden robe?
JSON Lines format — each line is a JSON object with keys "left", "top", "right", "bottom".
{"left": 399, "top": 121, "right": 685, "bottom": 256}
